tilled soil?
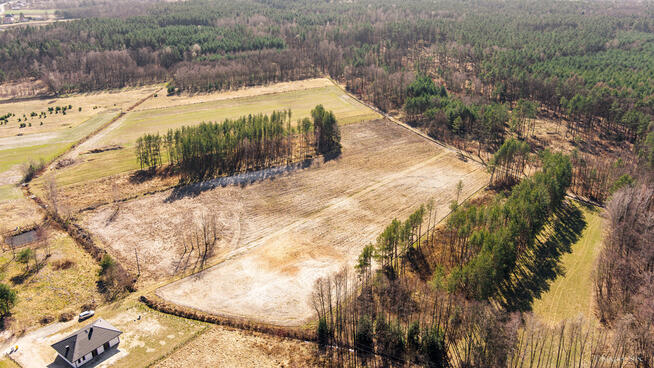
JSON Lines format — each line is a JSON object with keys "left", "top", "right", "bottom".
{"left": 154, "top": 326, "right": 318, "bottom": 368}
{"left": 82, "top": 119, "right": 489, "bottom": 325}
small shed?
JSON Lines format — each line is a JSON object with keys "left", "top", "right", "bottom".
{"left": 51, "top": 318, "right": 122, "bottom": 367}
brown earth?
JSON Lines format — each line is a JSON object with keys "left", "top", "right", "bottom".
{"left": 155, "top": 326, "right": 318, "bottom": 368}
{"left": 81, "top": 119, "right": 488, "bottom": 325}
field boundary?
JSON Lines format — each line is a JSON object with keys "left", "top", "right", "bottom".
{"left": 26, "top": 87, "right": 157, "bottom": 182}
{"left": 24, "top": 189, "right": 136, "bottom": 290}
{"left": 139, "top": 295, "right": 315, "bottom": 342}
{"left": 18, "top": 91, "right": 159, "bottom": 294}
{"left": 134, "top": 78, "right": 336, "bottom": 113}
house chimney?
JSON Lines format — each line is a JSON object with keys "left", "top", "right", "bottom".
{"left": 88, "top": 327, "right": 93, "bottom": 338}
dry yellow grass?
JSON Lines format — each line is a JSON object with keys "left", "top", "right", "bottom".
{"left": 0, "top": 194, "right": 43, "bottom": 232}
{"left": 0, "top": 86, "right": 159, "bottom": 139}
{"left": 155, "top": 325, "right": 318, "bottom": 368}
{"left": 0, "top": 229, "right": 102, "bottom": 331}
{"left": 137, "top": 78, "right": 334, "bottom": 111}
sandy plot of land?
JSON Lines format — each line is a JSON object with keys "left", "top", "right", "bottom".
{"left": 82, "top": 119, "right": 488, "bottom": 325}
{"left": 136, "top": 78, "right": 333, "bottom": 111}
{"left": 155, "top": 326, "right": 317, "bottom": 368}
{"left": 0, "top": 196, "right": 43, "bottom": 231}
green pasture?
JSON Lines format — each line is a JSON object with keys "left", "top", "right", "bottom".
{"left": 0, "top": 110, "right": 120, "bottom": 181}
{"left": 0, "top": 184, "right": 22, "bottom": 201}
{"left": 532, "top": 204, "right": 604, "bottom": 324}
{"left": 103, "top": 85, "right": 378, "bottom": 145}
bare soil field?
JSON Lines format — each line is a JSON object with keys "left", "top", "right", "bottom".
{"left": 81, "top": 119, "right": 488, "bottom": 325}
{"left": 155, "top": 326, "right": 318, "bottom": 368}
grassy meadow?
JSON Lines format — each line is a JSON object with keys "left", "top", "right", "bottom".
{"left": 0, "top": 86, "right": 159, "bottom": 184}
{"left": 532, "top": 204, "right": 604, "bottom": 324}
{"left": 0, "top": 230, "right": 102, "bottom": 330}
{"left": 38, "top": 83, "right": 380, "bottom": 189}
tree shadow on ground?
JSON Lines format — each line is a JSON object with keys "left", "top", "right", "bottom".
{"left": 10, "top": 261, "right": 46, "bottom": 285}
{"left": 164, "top": 158, "right": 316, "bottom": 203}
{"left": 405, "top": 246, "right": 432, "bottom": 281}
{"left": 496, "top": 201, "right": 587, "bottom": 312}
{"left": 128, "top": 166, "right": 175, "bottom": 184}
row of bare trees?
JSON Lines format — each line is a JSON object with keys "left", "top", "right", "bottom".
{"left": 594, "top": 183, "right": 654, "bottom": 365}
{"left": 173, "top": 214, "right": 220, "bottom": 274}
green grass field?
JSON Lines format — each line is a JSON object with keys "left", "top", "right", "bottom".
{"left": 532, "top": 204, "right": 604, "bottom": 324}
{"left": 0, "top": 110, "right": 120, "bottom": 180}
{"left": 104, "top": 84, "right": 378, "bottom": 144}
{"left": 42, "top": 84, "right": 380, "bottom": 188}
{"left": 0, "top": 358, "right": 20, "bottom": 368}
{"left": 0, "top": 184, "right": 22, "bottom": 201}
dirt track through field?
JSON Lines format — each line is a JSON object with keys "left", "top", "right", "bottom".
{"left": 82, "top": 119, "right": 489, "bottom": 326}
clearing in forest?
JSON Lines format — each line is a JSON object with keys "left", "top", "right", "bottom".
{"left": 531, "top": 204, "right": 604, "bottom": 324}
{"left": 81, "top": 119, "right": 488, "bottom": 326}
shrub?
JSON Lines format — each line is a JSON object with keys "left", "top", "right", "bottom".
{"left": 59, "top": 311, "right": 75, "bottom": 322}
{"left": 52, "top": 259, "right": 75, "bottom": 270}
{"left": 99, "top": 254, "right": 115, "bottom": 275}
{"left": 420, "top": 327, "right": 448, "bottom": 368}
{"left": 355, "top": 315, "right": 374, "bottom": 354}
{"left": 0, "top": 283, "right": 17, "bottom": 317}
{"left": 407, "top": 321, "right": 421, "bottom": 353}
{"left": 317, "top": 317, "right": 330, "bottom": 347}
{"left": 40, "top": 315, "right": 55, "bottom": 325}
{"left": 21, "top": 159, "right": 45, "bottom": 183}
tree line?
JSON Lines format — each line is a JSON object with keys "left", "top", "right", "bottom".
{"left": 594, "top": 183, "right": 654, "bottom": 364}
{"left": 404, "top": 74, "right": 509, "bottom": 158}
{"left": 2, "top": 0, "right": 652, "bottom": 147}
{"left": 135, "top": 105, "right": 340, "bottom": 181}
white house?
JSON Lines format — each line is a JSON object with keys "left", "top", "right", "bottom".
{"left": 50, "top": 318, "right": 122, "bottom": 367}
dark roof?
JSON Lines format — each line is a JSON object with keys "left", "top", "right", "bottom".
{"left": 51, "top": 319, "right": 122, "bottom": 363}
